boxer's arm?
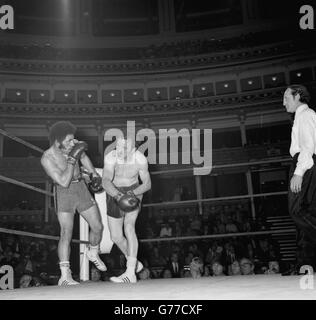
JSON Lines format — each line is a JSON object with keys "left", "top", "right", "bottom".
{"left": 132, "top": 152, "right": 151, "bottom": 196}
{"left": 102, "top": 152, "right": 122, "bottom": 198}
{"left": 41, "top": 155, "right": 74, "bottom": 188}
{"left": 80, "top": 153, "right": 98, "bottom": 177}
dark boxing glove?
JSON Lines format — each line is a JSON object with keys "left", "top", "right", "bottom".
{"left": 67, "top": 141, "right": 88, "bottom": 165}
{"left": 116, "top": 192, "right": 140, "bottom": 212}
{"left": 89, "top": 174, "right": 104, "bottom": 193}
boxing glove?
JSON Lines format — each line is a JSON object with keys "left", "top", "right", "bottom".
{"left": 67, "top": 141, "right": 88, "bottom": 165}
{"left": 89, "top": 174, "right": 104, "bottom": 193}
{"left": 116, "top": 193, "right": 140, "bottom": 212}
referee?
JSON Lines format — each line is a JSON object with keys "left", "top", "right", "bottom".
{"left": 283, "top": 84, "right": 316, "bottom": 275}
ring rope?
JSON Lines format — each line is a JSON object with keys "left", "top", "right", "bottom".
{"left": 0, "top": 226, "right": 295, "bottom": 245}
{"left": 149, "top": 157, "right": 292, "bottom": 175}
{"left": 0, "top": 227, "right": 89, "bottom": 244}
{"left": 139, "top": 228, "right": 296, "bottom": 242}
{"left": 142, "top": 191, "right": 288, "bottom": 208}
{"left": 0, "top": 128, "right": 44, "bottom": 154}
{"left": 0, "top": 172, "right": 288, "bottom": 206}
{"left": 0, "top": 174, "right": 53, "bottom": 197}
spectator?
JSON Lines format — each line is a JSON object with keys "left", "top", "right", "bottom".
{"left": 226, "top": 217, "right": 239, "bottom": 233}
{"left": 19, "top": 274, "right": 32, "bottom": 288}
{"left": 264, "top": 261, "right": 280, "bottom": 275}
{"left": 166, "top": 252, "right": 182, "bottom": 278}
{"left": 138, "top": 267, "right": 151, "bottom": 280}
{"left": 149, "top": 246, "right": 167, "bottom": 267}
{"left": 228, "top": 260, "right": 241, "bottom": 276}
{"left": 90, "top": 267, "right": 101, "bottom": 282}
{"left": 160, "top": 223, "right": 172, "bottom": 238}
{"left": 190, "top": 257, "right": 204, "bottom": 279}
{"left": 211, "top": 261, "right": 226, "bottom": 276}
{"left": 203, "top": 265, "right": 210, "bottom": 277}
{"left": 162, "top": 268, "right": 172, "bottom": 279}
{"left": 240, "top": 258, "right": 255, "bottom": 275}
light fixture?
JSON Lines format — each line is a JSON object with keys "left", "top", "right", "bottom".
{"left": 87, "top": 94, "right": 92, "bottom": 98}
{"left": 16, "top": 91, "right": 21, "bottom": 96}
{"left": 296, "top": 72, "right": 302, "bottom": 77}
{"left": 272, "top": 76, "right": 277, "bottom": 81}
{"left": 110, "top": 92, "right": 115, "bottom": 97}
{"left": 64, "top": 93, "right": 69, "bottom": 97}
{"left": 224, "top": 83, "right": 229, "bottom": 88}
{"left": 178, "top": 89, "right": 183, "bottom": 93}
{"left": 133, "top": 91, "right": 138, "bottom": 95}
{"left": 156, "top": 90, "right": 161, "bottom": 95}
{"left": 248, "top": 80, "right": 253, "bottom": 85}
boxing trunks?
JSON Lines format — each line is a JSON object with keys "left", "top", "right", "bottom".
{"left": 106, "top": 182, "right": 140, "bottom": 218}
{"left": 54, "top": 178, "right": 96, "bottom": 214}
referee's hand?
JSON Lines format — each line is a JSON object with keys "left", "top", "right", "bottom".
{"left": 290, "top": 174, "right": 303, "bottom": 193}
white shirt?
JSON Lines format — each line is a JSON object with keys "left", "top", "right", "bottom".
{"left": 290, "top": 104, "right": 316, "bottom": 176}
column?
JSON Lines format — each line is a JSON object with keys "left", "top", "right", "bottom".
{"left": 78, "top": 0, "right": 93, "bottom": 35}
{"left": 241, "top": 0, "right": 260, "bottom": 24}
{"left": 195, "top": 175, "right": 203, "bottom": 215}
{"left": 158, "top": 0, "right": 176, "bottom": 34}
{"left": 239, "top": 115, "right": 256, "bottom": 219}
{"left": 96, "top": 124, "right": 103, "bottom": 158}
{"left": 0, "top": 122, "right": 4, "bottom": 157}
{"left": 44, "top": 180, "right": 51, "bottom": 223}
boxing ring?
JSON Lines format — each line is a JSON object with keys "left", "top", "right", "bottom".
{"left": 0, "top": 128, "right": 313, "bottom": 300}
{"left": 0, "top": 275, "right": 315, "bottom": 300}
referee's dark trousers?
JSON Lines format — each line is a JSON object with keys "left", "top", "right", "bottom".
{"left": 288, "top": 153, "right": 316, "bottom": 267}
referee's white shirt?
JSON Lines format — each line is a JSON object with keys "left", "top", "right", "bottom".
{"left": 290, "top": 104, "right": 316, "bottom": 177}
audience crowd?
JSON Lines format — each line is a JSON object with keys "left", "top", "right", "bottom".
{"left": 0, "top": 200, "right": 286, "bottom": 289}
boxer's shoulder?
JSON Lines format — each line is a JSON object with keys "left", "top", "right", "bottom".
{"left": 134, "top": 150, "right": 147, "bottom": 165}
{"left": 41, "top": 149, "right": 54, "bottom": 163}
{"left": 104, "top": 150, "right": 118, "bottom": 163}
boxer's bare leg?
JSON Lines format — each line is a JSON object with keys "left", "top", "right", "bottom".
{"left": 81, "top": 205, "right": 107, "bottom": 271}
{"left": 80, "top": 204, "right": 103, "bottom": 246}
{"left": 57, "top": 210, "right": 74, "bottom": 263}
{"left": 108, "top": 212, "right": 143, "bottom": 273}
{"left": 57, "top": 211, "right": 79, "bottom": 285}
{"left": 123, "top": 209, "right": 139, "bottom": 259}
{"left": 108, "top": 215, "right": 128, "bottom": 256}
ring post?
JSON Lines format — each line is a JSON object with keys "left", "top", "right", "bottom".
{"left": 79, "top": 216, "right": 89, "bottom": 281}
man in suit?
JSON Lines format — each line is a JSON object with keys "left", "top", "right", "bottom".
{"left": 167, "top": 252, "right": 182, "bottom": 278}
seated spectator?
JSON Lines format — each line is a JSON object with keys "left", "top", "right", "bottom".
{"left": 138, "top": 267, "right": 151, "bottom": 280}
{"left": 264, "top": 261, "right": 280, "bottom": 275}
{"left": 190, "top": 257, "right": 204, "bottom": 279}
{"left": 228, "top": 260, "right": 241, "bottom": 276}
{"left": 182, "top": 269, "right": 192, "bottom": 278}
{"left": 149, "top": 246, "right": 167, "bottom": 267}
{"left": 190, "top": 216, "right": 202, "bottom": 235}
{"left": 166, "top": 252, "right": 182, "bottom": 278}
{"left": 90, "top": 266, "right": 101, "bottom": 282}
{"left": 160, "top": 223, "right": 172, "bottom": 237}
{"left": 31, "top": 276, "right": 45, "bottom": 287}
{"left": 19, "top": 274, "right": 32, "bottom": 288}
{"left": 225, "top": 217, "right": 239, "bottom": 233}
{"left": 240, "top": 258, "right": 255, "bottom": 275}
{"left": 211, "top": 261, "right": 226, "bottom": 276}
{"left": 184, "top": 252, "right": 194, "bottom": 265}
{"left": 203, "top": 265, "right": 210, "bottom": 277}
{"left": 162, "top": 268, "right": 172, "bottom": 278}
